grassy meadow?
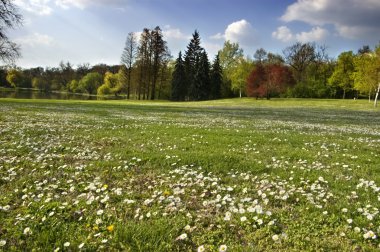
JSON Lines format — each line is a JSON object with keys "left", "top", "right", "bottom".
{"left": 0, "top": 98, "right": 379, "bottom": 251}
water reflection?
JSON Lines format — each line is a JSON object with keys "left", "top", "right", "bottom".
{"left": 0, "top": 89, "right": 124, "bottom": 100}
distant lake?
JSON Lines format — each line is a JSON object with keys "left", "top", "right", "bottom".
{"left": 0, "top": 88, "right": 124, "bottom": 100}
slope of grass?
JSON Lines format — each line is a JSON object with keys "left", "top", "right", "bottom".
{"left": 0, "top": 98, "right": 379, "bottom": 251}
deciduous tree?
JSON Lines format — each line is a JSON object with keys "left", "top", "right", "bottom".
{"left": 283, "top": 42, "right": 315, "bottom": 83}
{"left": 218, "top": 41, "right": 244, "bottom": 97}
{"left": 121, "top": 32, "right": 138, "bottom": 99}
{"left": 80, "top": 72, "right": 103, "bottom": 95}
{"left": 0, "top": 0, "right": 22, "bottom": 64}
{"left": 328, "top": 51, "right": 355, "bottom": 99}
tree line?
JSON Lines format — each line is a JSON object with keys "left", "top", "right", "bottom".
{"left": 170, "top": 32, "right": 380, "bottom": 102}
{"left": 1, "top": 1, "right": 379, "bottom": 103}
{"left": 1, "top": 26, "right": 173, "bottom": 100}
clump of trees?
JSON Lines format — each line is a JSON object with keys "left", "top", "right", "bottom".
{"left": 1, "top": 18, "right": 380, "bottom": 103}
{"left": 171, "top": 31, "right": 222, "bottom": 101}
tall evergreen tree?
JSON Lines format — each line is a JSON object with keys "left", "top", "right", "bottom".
{"left": 171, "top": 51, "right": 185, "bottom": 101}
{"left": 210, "top": 54, "right": 223, "bottom": 99}
{"left": 195, "top": 50, "right": 210, "bottom": 100}
{"left": 184, "top": 30, "right": 204, "bottom": 100}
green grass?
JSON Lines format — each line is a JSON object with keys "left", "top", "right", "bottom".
{"left": 0, "top": 98, "right": 379, "bottom": 251}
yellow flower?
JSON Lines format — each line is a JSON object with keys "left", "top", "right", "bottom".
{"left": 102, "top": 184, "right": 108, "bottom": 189}
{"left": 107, "top": 225, "right": 114, "bottom": 232}
{"left": 93, "top": 226, "right": 99, "bottom": 231}
{"left": 163, "top": 190, "right": 171, "bottom": 196}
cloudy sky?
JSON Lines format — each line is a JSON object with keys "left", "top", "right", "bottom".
{"left": 9, "top": 0, "right": 380, "bottom": 68}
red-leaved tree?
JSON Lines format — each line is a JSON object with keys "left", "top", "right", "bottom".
{"left": 247, "top": 64, "right": 295, "bottom": 99}
{"left": 246, "top": 64, "right": 266, "bottom": 98}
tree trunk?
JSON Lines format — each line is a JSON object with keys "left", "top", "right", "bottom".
{"left": 374, "top": 83, "right": 380, "bottom": 107}
{"left": 127, "top": 67, "right": 132, "bottom": 99}
{"left": 239, "top": 87, "right": 242, "bottom": 98}
{"left": 369, "top": 91, "right": 371, "bottom": 103}
{"left": 343, "top": 89, "right": 346, "bottom": 99}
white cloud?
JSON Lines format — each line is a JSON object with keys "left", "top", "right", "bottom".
{"left": 209, "top": 33, "right": 224, "bottom": 40}
{"left": 14, "top": 0, "right": 53, "bottom": 16}
{"left": 15, "top": 0, "right": 125, "bottom": 14}
{"left": 281, "top": 0, "right": 380, "bottom": 39}
{"left": 162, "top": 27, "right": 190, "bottom": 41}
{"left": 272, "top": 26, "right": 328, "bottom": 43}
{"left": 272, "top": 26, "right": 293, "bottom": 42}
{"left": 16, "top": 33, "right": 55, "bottom": 47}
{"left": 55, "top": 0, "right": 125, "bottom": 9}
{"left": 225, "top": 19, "right": 256, "bottom": 46}
{"left": 210, "top": 19, "right": 256, "bottom": 47}
{"left": 203, "top": 42, "right": 223, "bottom": 58}
{"left": 295, "top": 26, "right": 329, "bottom": 43}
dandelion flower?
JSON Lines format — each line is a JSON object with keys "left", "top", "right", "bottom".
{"left": 219, "top": 244, "right": 227, "bottom": 252}
{"left": 107, "top": 225, "right": 114, "bottom": 232}
{"left": 240, "top": 216, "right": 247, "bottom": 222}
{"left": 354, "top": 227, "right": 360, "bottom": 233}
{"left": 64, "top": 242, "right": 70, "bottom": 247}
{"left": 78, "top": 243, "right": 85, "bottom": 249}
{"left": 347, "top": 219, "right": 353, "bottom": 224}
{"left": 96, "top": 209, "right": 104, "bottom": 215}
{"left": 0, "top": 240, "right": 6, "bottom": 247}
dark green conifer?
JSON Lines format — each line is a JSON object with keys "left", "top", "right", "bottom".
{"left": 171, "top": 51, "right": 185, "bottom": 101}
{"left": 210, "top": 54, "right": 223, "bottom": 99}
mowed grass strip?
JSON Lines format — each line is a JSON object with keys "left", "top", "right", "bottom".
{"left": 0, "top": 98, "right": 379, "bottom": 251}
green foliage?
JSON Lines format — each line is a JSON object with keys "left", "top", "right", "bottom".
{"left": 6, "top": 68, "right": 24, "bottom": 88}
{"left": 68, "top": 79, "right": 82, "bottom": 93}
{"left": 328, "top": 51, "right": 355, "bottom": 99}
{"left": 79, "top": 72, "right": 103, "bottom": 95}
{"left": 32, "top": 77, "right": 50, "bottom": 92}
{"left": 353, "top": 52, "right": 379, "bottom": 98}
{"left": 218, "top": 41, "right": 244, "bottom": 96}
{"left": 230, "top": 57, "right": 253, "bottom": 97}
{"left": 210, "top": 54, "right": 223, "bottom": 100}
{"left": 97, "top": 71, "right": 125, "bottom": 96}
{"left": 97, "top": 83, "right": 111, "bottom": 95}
{"left": 185, "top": 30, "right": 205, "bottom": 101}
{"left": 193, "top": 51, "right": 210, "bottom": 100}
{"left": 171, "top": 51, "right": 186, "bottom": 101}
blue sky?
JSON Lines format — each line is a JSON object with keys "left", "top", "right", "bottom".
{"left": 10, "top": 0, "right": 380, "bottom": 68}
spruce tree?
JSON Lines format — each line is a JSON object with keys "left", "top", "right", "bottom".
{"left": 171, "top": 51, "right": 185, "bottom": 101}
{"left": 197, "top": 50, "right": 210, "bottom": 100}
{"left": 210, "top": 54, "right": 223, "bottom": 99}
{"left": 184, "top": 30, "right": 204, "bottom": 100}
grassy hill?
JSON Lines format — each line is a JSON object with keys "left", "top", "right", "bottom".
{"left": 0, "top": 98, "right": 379, "bottom": 251}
